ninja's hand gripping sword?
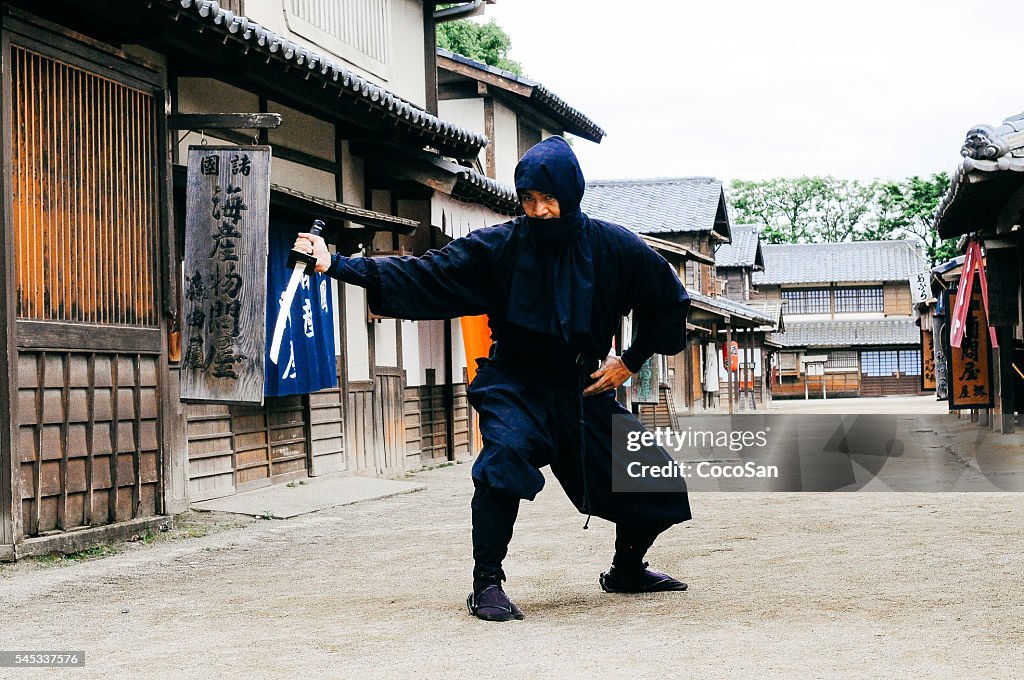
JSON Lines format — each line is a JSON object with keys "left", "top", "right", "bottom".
{"left": 268, "top": 219, "right": 324, "bottom": 365}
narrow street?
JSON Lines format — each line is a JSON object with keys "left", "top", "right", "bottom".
{"left": 2, "top": 399, "right": 1021, "bottom": 679}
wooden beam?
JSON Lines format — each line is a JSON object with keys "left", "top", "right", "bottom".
{"left": 437, "top": 54, "right": 533, "bottom": 97}
{"left": 483, "top": 97, "right": 496, "bottom": 179}
{"left": 167, "top": 113, "right": 282, "bottom": 130}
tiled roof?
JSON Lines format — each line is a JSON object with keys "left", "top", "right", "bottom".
{"left": 751, "top": 240, "right": 926, "bottom": 285}
{"left": 715, "top": 223, "right": 764, "bottom": 269}
{"left": 452, "top": 168, "right": 519, "bottom": 215}
{"left": 581, "top": 178, "right": 731, "bottom": 237}
{"left": 769, "top": 318, "right": 920, "bottom": 348}
{"left": 743, "top": 300, "right": 785, "bottom": 332}
{"left": 934, "top": 110, "right": 1024, "bottom": 238}
{"left": 437, "top": 49, "right": 605, "bottom": 143}
{"left": 149, "top": 0, "right": 487, "bottom": 159}
{"left": 688, "top": 291, "right": 776, "bottom": 326}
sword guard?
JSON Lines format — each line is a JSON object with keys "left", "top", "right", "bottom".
{"left": 286, "top": 219, "right": 325, "bottom": 275}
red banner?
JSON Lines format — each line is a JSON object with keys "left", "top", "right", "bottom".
{"left": 949, "top": 238, "right": 998, "bottom": 350}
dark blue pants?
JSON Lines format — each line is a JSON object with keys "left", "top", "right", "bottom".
{"left": 467, "top": 360, "right": 689, "bottom": 585}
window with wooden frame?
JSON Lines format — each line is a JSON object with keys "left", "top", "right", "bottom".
{"left": 834, "top": 286, "right": 883, "bottom": 313}
{"left": 861, "top": 350, "right": 899, "bottom": 376}
{"left": 825, "top": 350, "right": 858, "bottom": 370}
{"left": 898, "top": 349, "right": 922, "bottom": 376}
{"left": 10, "top": 44, "right": 161, "bottom": 327}
{"left": 781, "top": 288, "right": 830, "bottom": 314}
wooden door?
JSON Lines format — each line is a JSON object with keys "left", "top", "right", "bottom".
{"left": 6, "top": 35, "right": 168, "bottom": 537}
{"left": 374, "top": 367, "right": 405, "bottom": 476}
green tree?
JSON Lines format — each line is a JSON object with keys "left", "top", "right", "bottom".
{"left": 727, "top": 177, "right": 823, "bottom": 244}
{"left": 877, "top": 173, "right": 956, "bottom": 265}
{"left": 436, "top": 19, "right": 523, "bottom": 75}
{"left": 816, "top": 177, "right": 879, "bottom": 243}
{"left": 727, "top": 175, "right": 953, "bottom": 260}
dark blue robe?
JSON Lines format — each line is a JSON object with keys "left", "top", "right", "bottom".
{"left": 327, "top": 137, "right": 692, "bottom": 527}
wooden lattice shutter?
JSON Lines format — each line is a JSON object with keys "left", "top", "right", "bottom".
{"left": 11, "top": 46, "right": 159, "bottom": 326}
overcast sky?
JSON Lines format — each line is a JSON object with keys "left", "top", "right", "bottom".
{"left": 475, "top": 0, "right": 1023, "bottom": 184}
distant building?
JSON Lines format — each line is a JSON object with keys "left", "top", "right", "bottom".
{"left": 751, "top": 241, "right": 930, "bottom": 398}
{"left": 715, "top": 224, "right": 765, "bottom": 302}
{"left": 582, "top": 178, "right": 781, "bottom": 418}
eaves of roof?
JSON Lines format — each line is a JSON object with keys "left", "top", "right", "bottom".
{"left": 437, "top": 49, "right": 606, "bottom": 143}
{"left": 688, "top": 291, "right": 775, "bottom": 327}
{"left": 768, "top": 318, "right": 920, "bottom": 348}
{"left": 640, "top": 235, "right": 716, "bottom": 265}
{"left": 451, "top": 167, "right": 520, "bottom": 215}
{"left": 934, "top": 111, "right": 1024, "bottom": 239}
{"left": 147, "top": 0, "right": 488, "bottom": 159}
{"left": 349, "top": 141, "right": 519, "bottom": 216}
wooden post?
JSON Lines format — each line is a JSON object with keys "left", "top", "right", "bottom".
{"left": 0, "top": 24, "right": 18, "bottom": 547}
{"left": 994, "top": 324, "right": 1015, "bottom": 433}
{"left": 159, "top": 89, "right": 188, "bottom": 514}
{"left": 804, "top": 361, "right": 809, "bottom": 401}
{"left": 443, "top": 318, "right": 455, "bottom": 461}
{"left": 746, "top": 325, "right": 756, "bottom": 410}
{"left": 483, "top": 93, "right": 496, "bottom": 180}
{"left": 726, "top": 324, "right": 734, "bottom": 414}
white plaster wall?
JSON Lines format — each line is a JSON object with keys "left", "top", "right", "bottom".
{"left": 375, "top": 319, "right": 399, "bottom": 367}
{"left": 267, "top": 99, "right": 336, "bottom": 162}
{"left": 418, "top": 320, "right": 446, "bottom": 383}
{"left": 402, "top": 319, "right": 422, "bottom": 386}
{"left": 369, "top": 188, "right": 400, "bottom": 367}
{"left": 270, "top": 157, "right": 336, "bottom": 201}
{"left": 438, "top": 98, "right": 486, "bottom": 172}
{"left": 339, "top": 140, "right": 371, "bottom": 381}
{"left": 451, "top": 317, "right": 468, "bottom": 382}
{"left": 176, "top": 78, "right": 260, "bottom": 118}
{"left": 389, "top": 0, "right": 427, "bottom": 107}
{"left": 345, "top": 280, "right": 371, "bottom": 381}
{"left": 493, "top": 101, "right": 519, "bottom": 187}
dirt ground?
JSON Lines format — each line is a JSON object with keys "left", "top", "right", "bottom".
{"left": 1, "top": 398, "right": 1022, "bottom": 679}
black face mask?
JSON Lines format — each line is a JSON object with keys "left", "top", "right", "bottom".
{"left": 526, "top": 210, "right": 585, "bottom": 248}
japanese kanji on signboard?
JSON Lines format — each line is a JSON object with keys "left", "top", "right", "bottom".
{"left": 947, "top": 283, "right": 994, "bottom": 410}
{"left": 181, "top": 145, "right": 271, "bottom": 404}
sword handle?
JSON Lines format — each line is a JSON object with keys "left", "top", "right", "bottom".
{"left": 287, "top": 219, "right": 326, "bottom": 275}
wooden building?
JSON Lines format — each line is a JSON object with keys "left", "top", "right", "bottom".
{"left": 932, "top": 110, "right": 1024, "bottom": 432}
{"left": 581, "top": 178, "right": 782, "bottom": 421}
{"left": 436, "top": 48, "right": 606, "bottom": 185}
{"left": 750, "top": 240, "right": 931, "bottom": 398}
{"left": 715, "top": 224, "right": 765, "bottom": 302}
{"left": 0, "top": 0, "right": 519, "bottom": 560}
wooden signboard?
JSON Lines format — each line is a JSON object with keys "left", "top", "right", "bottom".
{"left": 181, "top": 146, "right": 271, "bottom": 403}
{"left": 947, "top": 284, "right": 994, "bottom": 410}
{"left": 933, "top": 291, "right": 950, "bottom": 401}
{"left": 909, "top": 271, "right": 931, "bottom": 304}
{"left": 921, "top": 328, "right": 936, "bottom": 390}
